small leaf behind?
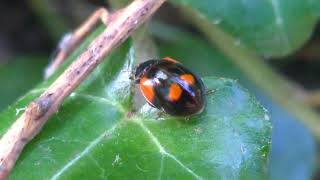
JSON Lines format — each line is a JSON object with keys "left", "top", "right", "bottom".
{"left": 171, "top": 0, "right": 320, "bottom": 57}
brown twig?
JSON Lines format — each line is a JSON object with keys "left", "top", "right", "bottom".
{"left": 44, "top": 7, "right": 110, "bottom": 79}
{"left": 0, "top": 0, "right": 166, "bottom": 179}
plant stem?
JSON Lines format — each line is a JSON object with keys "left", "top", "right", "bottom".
{"left": 0, "top": 0, "right": 166, "bottom": 178}
{"left": 180, "top": 7, "right": 320, "bottom": 139}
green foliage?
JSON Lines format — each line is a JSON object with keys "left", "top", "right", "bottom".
{"left": 171, "top": 0, "right": 320, "bottom": 57}
{"left": 0, "top": 25, "right": 271, "bottom": 178}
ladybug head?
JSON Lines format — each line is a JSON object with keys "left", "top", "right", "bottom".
{"left": 134, "top": 60, "right": 158, "bottom": 84}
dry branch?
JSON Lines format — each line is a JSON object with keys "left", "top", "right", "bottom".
{"left": 0, "top": 0, "right": 166, "bottom": 179}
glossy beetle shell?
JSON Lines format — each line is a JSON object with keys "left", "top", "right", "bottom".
{"left": 135, "top": 58, "right": 205, "bottom": 116}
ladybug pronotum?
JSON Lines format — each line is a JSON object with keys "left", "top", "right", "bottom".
{"left": 135, "top": 57, "right": 205, "bottom": 116}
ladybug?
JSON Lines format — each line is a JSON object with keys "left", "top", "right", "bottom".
{"left": 135, "top": 57, "right": 205, "bottom": 116}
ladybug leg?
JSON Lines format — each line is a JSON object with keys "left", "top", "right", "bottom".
{"left": 44, "top": 8, "right": 110, "bottom": 79}
{"left": 129, "top": 74, "right": 134, "bottom": 81}
{"left": 156, "top": 111, "right": 166, "bottom": 120}
{"left": 126, "top": 70, "right": 135, "bottom": 81}
{"left": 205, "top": 89, "right": 216, "bottom": 96}
{"left": 183, "top": 116, "right": 190, "bottom": 122}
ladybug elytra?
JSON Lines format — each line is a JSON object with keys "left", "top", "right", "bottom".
{"left": 135, "top": 57, "right": 205, "bottom": 117}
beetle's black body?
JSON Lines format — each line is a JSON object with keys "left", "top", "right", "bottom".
{"left": 135, "top": 58, "right": 205, "bottom": 116}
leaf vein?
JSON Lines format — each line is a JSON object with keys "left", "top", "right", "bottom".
{"left": 72, "top": 93, "right": 125, "bottom": 112}
{"left": 29, "top": 88, "right": 125, "bottom": 112}
{"left": 135, "top": 120, "right": 202, "bottom": 179}
{"left": 158, "top": 155, "right": 164, "bottom": 180}
{"left": 89, "top": 155, "right": 106, "bottom": 178}
{"left": 50, "top": 124, "right": 118, "bottom": 180}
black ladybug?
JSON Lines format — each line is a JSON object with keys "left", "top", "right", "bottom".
{"left": 135, "top": 57, "right": 205, "bottom": 116}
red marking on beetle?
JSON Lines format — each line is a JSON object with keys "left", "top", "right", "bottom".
{"left": 180, "top": 74, "right": 195, "bottom": 85}
{"left": 163, "top": 57, "right": 179, "bottom": 63}
{"left": 140, "top": 76, "right": 155, "bottom": 103}
{"left": 168, "top": 83, "right": 182, "bottom": 101}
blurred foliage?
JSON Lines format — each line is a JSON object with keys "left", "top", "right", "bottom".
{"left": 172, "top": 0, "right": 320, "bottom": 57}
{"left": 0, "top": 57, "right": 46, "bottom": 110}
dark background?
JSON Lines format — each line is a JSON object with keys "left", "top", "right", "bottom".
{"left": 1, "top": 0, "right": 320, "bottom": 89}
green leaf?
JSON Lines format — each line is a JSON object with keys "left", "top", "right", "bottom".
{"left": 171, "top": 0, "right": 320, "bottom": 57}
{"left": 0, "top": 57, "right": 47, "bottom": 111}
{"left": 134, "top": 77, "right": 271, "bottom": 179}
{"left": 151, "top": 22, "right": 316, "bottom": 180}
{"left": 0, "top": 26, "right": 271, "bottom": 179}
{"left": 1, "top": 75, "right": 271, "bottom": 179}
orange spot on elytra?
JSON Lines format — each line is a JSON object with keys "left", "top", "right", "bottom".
{"left": 163, "top": 57, "right": 179, "bottom": 63}
{"left": 140, "top": 77, "right": 154, "bottom": 103}
{"left": 180, "top": 74, "right": 195, "bottom": 85}
{"left": 168, "top": 83, "right": 182, "bottom": 101}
